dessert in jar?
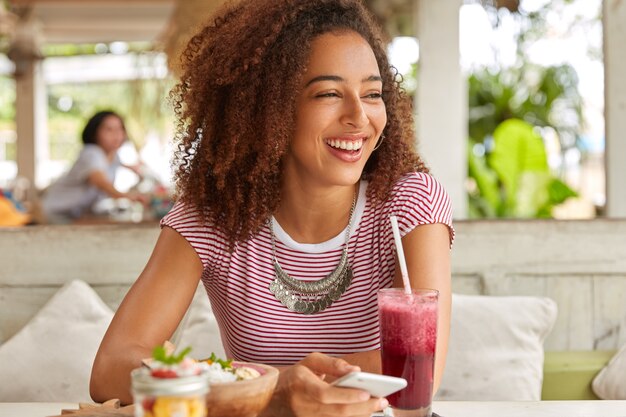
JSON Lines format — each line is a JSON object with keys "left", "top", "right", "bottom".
{"left": 132, "top": 347, "right": 208, "bottom": 417}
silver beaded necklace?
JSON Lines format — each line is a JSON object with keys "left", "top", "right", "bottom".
{"left": 268, "top": 192, "right": 357, "bottom": 315}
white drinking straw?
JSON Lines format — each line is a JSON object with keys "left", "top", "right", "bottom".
{"left": 390, "top": 215, "right": 412, "bottom": 295}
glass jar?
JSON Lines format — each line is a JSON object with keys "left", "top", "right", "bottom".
{"left": 131, "top": 368, "right": 209, "bottom": 417}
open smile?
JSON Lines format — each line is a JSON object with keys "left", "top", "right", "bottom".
{"left": 323, "top": 135, "right": 369, "bottom": 162}
{"left": 324, "top": 136, "right": 367, "bottom": 151}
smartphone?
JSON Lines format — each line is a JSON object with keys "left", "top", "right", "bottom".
{"left": 331, "top": 371, "right": 407, "bottom": 398}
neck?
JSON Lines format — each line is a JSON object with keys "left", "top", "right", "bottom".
{"left": 274, "top": 183, "right": 358, "bottom": 244}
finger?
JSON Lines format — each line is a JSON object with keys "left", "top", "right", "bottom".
{"left": 300, "top": 352, "right": 360, "bottom": 378}
{"left": 318, "top": 384, "right": 371, "bottom": 405}
{"left": 290, "top": 366, "right": 365, "bottom": 405}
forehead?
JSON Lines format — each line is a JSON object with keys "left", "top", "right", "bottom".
{"left": 304, "top": 31, "right": 380, "bottom": 77}
{"left": 101, "top": 115, "right": 123, "bottom": 127}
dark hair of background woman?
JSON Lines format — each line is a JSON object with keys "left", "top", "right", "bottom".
{"left": 170, "top": 0, "right": 429, "bottom": 245}
{"left": 81, "top": 110, "right": 126, "bottom": 145}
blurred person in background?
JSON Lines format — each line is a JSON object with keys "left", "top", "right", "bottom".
{"left": 41, "top": 110, "right": 147, "bottom": 224}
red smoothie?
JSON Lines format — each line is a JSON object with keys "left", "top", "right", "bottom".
{"left": 378, "top": 289, "right": 438, "bottom": 413}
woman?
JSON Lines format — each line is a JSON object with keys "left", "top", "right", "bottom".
{"left": 91, "top": 1, "right": 453, "bottom": 416}
{"left": 41, "top": 111, "right": 144, "bottom": 224}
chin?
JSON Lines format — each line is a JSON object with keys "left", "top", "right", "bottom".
{"left": 333, "top": 172, "right": 364, "bottom": 187}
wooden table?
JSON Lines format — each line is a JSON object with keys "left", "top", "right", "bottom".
{"left": 2, "top": 401, "right": 626, "bottom": 417}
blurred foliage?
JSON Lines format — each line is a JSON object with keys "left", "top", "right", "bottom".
{"left": 0, "top": 74, "right": 15, "bottom": 121}
{"left": 0, "top": 48, "right": 174, "bottom": 165}
{"left": 0, "top": 74, "right": 16, "bottom": 160}
{"left": 42, "top": 42, "right": 153, "bottom": 57}
{"left": 464, "top": 0, "right": 596, "bottom": 218}
{"left": 469, "top": 119, "right": 577, "bottom": 218}
{"left": 47, "top": 76, "right": 175, "bottom": 162}
{"left": 468, "top": 63, "right": 583, "bottom": 149}
{"left": 396, "top": 0, "right": 593, "bottom": 217}
{"left": 467, "top": 63, "right": 581, "bottom": 218}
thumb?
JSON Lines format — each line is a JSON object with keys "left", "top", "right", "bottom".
{"left": 300, "top": 352, "right": 361, "bottom": 378}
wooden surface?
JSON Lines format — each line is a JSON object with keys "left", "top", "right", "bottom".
{"left": 51, "top": 399, "right": 133, "bottom": 416}
{"left": 2, "top": 220, "right": 626, "bottom": 350}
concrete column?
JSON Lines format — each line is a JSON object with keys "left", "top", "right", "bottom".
{"left": 15, "top": 58, "right": 48, "bottom": 194}
{"left": 415, "top": 0, "right": 467, "bottom": 219}
{"left": 604, "top": 0, "right": 626, "bottom": 218}
{"left": 11, "top": 13, "right": 48, "bottom": 197}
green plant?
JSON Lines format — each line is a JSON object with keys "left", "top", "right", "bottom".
{"left": 464, "top": 0, "right": 599, "bottom": 218}
{"left": 468, "top": 118, "right": 577, "bottom": 218}
{"left": 468, "top": 63, "right": 584, "bottom": 153}
{"left": 467, "top": 62, "right": 582, "bottom": 218}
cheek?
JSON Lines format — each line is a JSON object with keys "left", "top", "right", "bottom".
{"left": 294, "top": 108, "right": 331, "bottom": 142}
{"left": 371, "top": 106, "right": 387, "bottom": 130}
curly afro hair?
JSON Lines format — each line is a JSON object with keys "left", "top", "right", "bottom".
{"left": 170, "top": 0, "right": 428, "bottom": 245}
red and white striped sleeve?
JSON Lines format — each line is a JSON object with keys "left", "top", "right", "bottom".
{"left": 160, "top": 202, "right": 228, "bottom": 268}
{"left": 390, "top": 172, "right": 455, "bottom": 247}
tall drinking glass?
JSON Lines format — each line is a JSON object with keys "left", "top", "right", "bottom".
{"left": 378, "top": 288, "right": 438, "bottom": 417}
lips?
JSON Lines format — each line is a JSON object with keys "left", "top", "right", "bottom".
{"left": 324, "top": 135, "right": 369, "bottom": 163}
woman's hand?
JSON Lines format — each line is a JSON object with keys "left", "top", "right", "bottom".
{"left": 261, "top": 352, "right": 388, "bottom": 417}
{"left": 124, "top": 191, "right": 151, "bottom": 206}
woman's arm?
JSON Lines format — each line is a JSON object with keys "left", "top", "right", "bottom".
{"left": 395, "top": 222, "right": 452, "bottom": 393}
{"left": 88, "top": 170, "right": 127, "bottom": 199}
{"left": 88, "top": 170, "right": 147, "bottom": 203}
{"left": 121, "top": 163, "right": 144, "bottom": 180}
{"left": 90, "top": 226, "right": 204, "bottom": 404}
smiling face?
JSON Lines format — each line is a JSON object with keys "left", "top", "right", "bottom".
{"left": 283, "top": 30, "right": 387, "bottom": 190}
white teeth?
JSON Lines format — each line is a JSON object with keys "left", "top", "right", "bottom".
{"left": 326, "top": 139, "right": 364, "bottom": 151}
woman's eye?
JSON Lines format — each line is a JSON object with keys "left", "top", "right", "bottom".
{"left": 316, "top": 92, "right": 339, "bottom": 98}
{"left": 363, "top": 92, "right": 383, "bottom": 99}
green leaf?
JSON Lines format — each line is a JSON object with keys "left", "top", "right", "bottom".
{"left": 174, "top": 347, "right": 193, "bottom": 363}
{"left": 489, "top": 118, "right": 549, "bottom": 212}
{"left": 515, "top": 172, "right": 552, "bottom": 217}
{"left": 208, "top": 352, "right": 233, "bottom": 370}
{"left": 152, "top": 345, "right": 193, "bottom": 365}
{"left": 467, "top": 141, "right": 500, "bottom": 217}
{"left": 548, "top": 178, "right": 578, "bottom": 205}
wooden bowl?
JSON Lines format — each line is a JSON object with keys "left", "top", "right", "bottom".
{"left": 206, "top": 362, "right": 279, "bottom": 417}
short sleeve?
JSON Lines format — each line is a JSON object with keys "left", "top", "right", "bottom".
{"left": 160, "top": 202, "right": 227, "bottom": 269}
{"left": 390, "top": 172, "right": 455, "bottom": 247}
{"left": 72, "top": 145, "right": 109, "bottom": 181}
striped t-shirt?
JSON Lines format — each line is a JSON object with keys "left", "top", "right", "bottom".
{"left": 162, "top": 172, "right": 454, "bottom": 365}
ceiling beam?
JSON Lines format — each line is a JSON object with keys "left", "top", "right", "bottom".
{"left": 7, "top": 0, "right": 175, "bottom": 44}
{"left": 9, "top": 0, "right": 172, "bottom": 5}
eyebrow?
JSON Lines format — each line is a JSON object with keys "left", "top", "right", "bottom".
{"left": 305, "top": 74, "right": 383, "bottom": 87}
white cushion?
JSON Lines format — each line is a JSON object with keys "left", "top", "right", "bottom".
{"left": 174, "top": 286, "right": 226, "bottom": 360}
{"left": 0, "top": 280, "right": 113, "bottom": 402}
{"left": 435, "top": 294, "right": 557, "bottom": 400}
{"left": 592, "top": 343, "right": 626, "bottom": 399}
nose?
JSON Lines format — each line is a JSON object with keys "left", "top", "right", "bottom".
{"left": 340, "top": 95, "right": 368, "bottom": 129}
